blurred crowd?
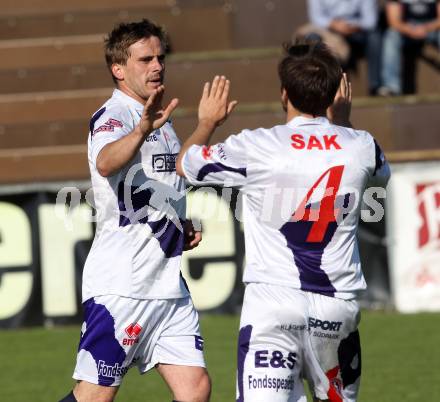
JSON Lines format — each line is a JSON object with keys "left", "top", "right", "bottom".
{"left": 296, "top": 0, "right": 440, "bottom": 96}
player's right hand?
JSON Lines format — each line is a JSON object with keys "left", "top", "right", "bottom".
{"left": 139, "top": 85, "right": 179, "bottom": 135}
{"left": 198, "top": 75, "right": 237, "bottom": 127}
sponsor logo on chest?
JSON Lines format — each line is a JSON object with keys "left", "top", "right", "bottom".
{"left": 152, "top": 153, "right": 178, "bottom": 172}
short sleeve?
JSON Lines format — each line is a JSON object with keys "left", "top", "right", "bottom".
{"left": 182, "top": 131, "right": 249, "bottom": 188}
{"left": 88, "top": 106, "right": 132, "bottom": 168}
{"left": 360, "top": 131, "right": 391, "bottom": 188}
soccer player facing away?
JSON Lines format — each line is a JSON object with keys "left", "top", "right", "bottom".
{"left": 59, "top": 20, "right": 210, "bottom": 402}
{"left": 176, "top": 43, "right": 390, "bottom": 401}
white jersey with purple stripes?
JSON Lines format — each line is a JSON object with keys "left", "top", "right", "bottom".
{"left": 83, "top": 88, "right": 189, "bottom": 301}
{"left": 182, "top": 116, "right": 390, "bottom": 300}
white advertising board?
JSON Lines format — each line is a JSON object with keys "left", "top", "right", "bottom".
{"left": 387, "top": 162, "right": 440, "bottom": 312}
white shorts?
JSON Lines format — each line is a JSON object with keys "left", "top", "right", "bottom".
{"left": 305, "top": 292, "right": 361, "bottom": 402}
{"left": 73, "top": 295, "right": 205, "bottom": 386}
{"left": 237, "top": 283, "right": 361, "bottom": 402}
{"left": 236, "top": 283, "right": 327, "bottom": 402}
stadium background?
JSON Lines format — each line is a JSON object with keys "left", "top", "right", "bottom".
{"left": 0, "top": 0, "right": 439, "bottom": 400}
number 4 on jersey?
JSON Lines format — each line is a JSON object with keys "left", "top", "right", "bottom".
{"left": 292, "top": 165, "right": 345, "bottom": 243}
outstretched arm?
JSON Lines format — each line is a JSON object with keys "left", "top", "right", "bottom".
{"left": 176, "top": 75, "right": 237, "bottom": 177}
{"left": 96, "top": 86, "right": 178, "bottom": 177}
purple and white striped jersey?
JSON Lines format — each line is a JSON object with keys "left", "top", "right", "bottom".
{"left": 182, "top": 116, "right": 390, "bottom": 300}
{"left": 83, "top": 89, "right": 189, "bottom": 302}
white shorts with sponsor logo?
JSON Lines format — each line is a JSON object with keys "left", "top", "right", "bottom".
{"left": 305, "top": 292, "right": 361, "bottom": 402}
{"left": 236, "top": 283, "right": 329, "bottom": 402}
{"left": 72, "top": 295, "right": 205, "bottom": 387}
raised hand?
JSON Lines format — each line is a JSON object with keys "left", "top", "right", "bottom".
{"left": 198, "top": 76, "right": 238, "bottom": 127}
{"left": 139, "top": 85, "right": 179, "bottom": 135}
{"left": 327, "top": 72, "right": 352, "bottom": 127}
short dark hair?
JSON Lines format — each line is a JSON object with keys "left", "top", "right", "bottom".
{"left": 278, "top": 42, "right": 342, "bottom": 115}
{"left": 104, "top": 19, "right": 168, "bottom": 83}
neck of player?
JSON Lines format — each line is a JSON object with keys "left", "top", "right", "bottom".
{"left": 285, "top": 101, "right": 325, "bottom": 123}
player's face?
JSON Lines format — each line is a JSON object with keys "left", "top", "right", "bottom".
{"left": 116, "top": 36, "right": 165, "bottom": 104}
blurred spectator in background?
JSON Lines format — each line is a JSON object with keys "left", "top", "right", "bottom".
{"left": 296, "top": 0, "right": 383, "bottom": 95}
{"left": 379, "top": 0, "right": 440, "bottom": 96}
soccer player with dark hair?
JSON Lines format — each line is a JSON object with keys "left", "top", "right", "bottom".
{"left": 176, "top": 42, "right": 390, "bottom": 401}
{"left": 59, "top": 19, "right": 210, "bottom": 402}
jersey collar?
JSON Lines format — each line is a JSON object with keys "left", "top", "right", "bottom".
{"left": 287, "top": 116, "right": 330, "bottom": 128}
{"left": 113, "top": 88, "right": 144, "bottom": 112}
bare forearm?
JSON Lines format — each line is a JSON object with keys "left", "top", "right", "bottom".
{"left": 176, "top": 119, "right": 217, "bottom": 177}
{"left": 429, "top": 5, "right": 440, "bottom": 32}
{"left": 424, "top": 19, "right": 440, "bottom": 32}
{"left": 96, "top": 125, "right": 147, "bottom": 177}
{"left": 391, "top": 20, "right": 418, "bottom": 35}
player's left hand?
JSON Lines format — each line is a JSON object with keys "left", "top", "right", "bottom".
{"left": 183, "top": 219, "right": 202, "bottom": 251}
{"left": 139, "top": 85, "right": 179, "bottom": 135}
{"left": 327, "top": 72, "right": 352, "bottom": 127}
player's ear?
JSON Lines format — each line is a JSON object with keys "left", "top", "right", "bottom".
{"left": 281, "top": 88, "right": 288, "bottom": 112}
{"left": 111, "top": 64, "right": 124, "bottom": 81}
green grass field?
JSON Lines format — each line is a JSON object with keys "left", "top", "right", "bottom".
{"left": 0, "top": 311, "right": 439, "bottom": 401}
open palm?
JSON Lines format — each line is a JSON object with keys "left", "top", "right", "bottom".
{"left": 139, "top": 85, "right": 179, "bottom": 134}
